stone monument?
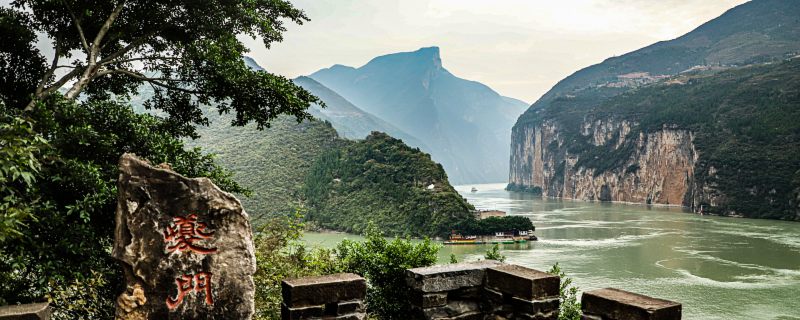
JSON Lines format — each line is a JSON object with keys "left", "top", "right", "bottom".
{"left": 112, "top": 153, "right": 256, "bottom": 319}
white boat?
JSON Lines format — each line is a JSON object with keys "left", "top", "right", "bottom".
{"left": 471, "top": 187, "right": 478, "bottom": 192}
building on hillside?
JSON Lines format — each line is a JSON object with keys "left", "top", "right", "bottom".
{"left": 476, "top": 210, "right": 506, "bottom": 220}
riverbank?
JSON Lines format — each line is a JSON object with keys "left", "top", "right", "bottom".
{"left": 305, "top": 183, "right": 800, "bottom": 319}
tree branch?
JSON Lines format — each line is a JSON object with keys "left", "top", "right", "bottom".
{"left": 35, "top": 39, "right": 62, "bottom": 95}
{"left": 102, "top": 56, "right": 183, "bottom": 65}
{"left": 41, "top": 68, "right": 84, "bottom": 95}
{"left": 24, "top": 66, "right": 84, "bottom": 111}
{"left": 103, "top": 68, "right": 201, "bottom": 94}
{"left": 62, "top": 0, "right": 90, "bottom": 52}
{"left": 97, "top": 29, "right": 160, "bottom": 66}
{"left": 90, "top": 1, "right": 126, "bottom": 60}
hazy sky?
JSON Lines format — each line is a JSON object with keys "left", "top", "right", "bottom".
{"left": 243, "top": 0, "right": 749, "bottom": 103}
{"left": 3, "top": 0, "right": 750, "bottom": 103}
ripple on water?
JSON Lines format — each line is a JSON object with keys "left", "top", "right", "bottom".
{"left": 670, "top": 268, "right": 795, "bottom": 290}
{"left": 455, "top": 183, "right": 800, "bottom": 320}
{"left": 536, "top": 231, "right": 682, "bottom": 249}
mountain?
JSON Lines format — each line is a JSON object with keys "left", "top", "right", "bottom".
{"left": 303, "top": 132, "right": 475, "bottom": 237}
{"left": 180, "top": 61, "right": 476, "bottom": 231}
{"left": 186, "top": 110, "right": 479, "bottom": 232}
{"left": 517, "top": 0, "right": 800, "bottom": 121}
{"left": 243, "top": 56, "right": 265, "bottom": 71}
{"left": 509, "top": 0, "right": 800, "bottom": 220}
{"left": 187, "top": 114, "right": 344, "bottom": 222}
{"left": 309, "top": 47, "right": 529, "bottom": 184}
{"left": 292, "top": 76, "right": 428, "bottom": 149}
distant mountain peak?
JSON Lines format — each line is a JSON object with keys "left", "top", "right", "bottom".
{"left": 329, "top": 64, "right": 355, "bottom": 70}
{"left": 360, "top": 46, "right": 444, "bottom": 71}
{"left": 242, "top": 56, "right": 264, "bottom": 71}
{"left": 416, "top": 46, "right": 442, "bottom": 68}
{"left": 306, "top": 46, "right": 529, "bottom": 183}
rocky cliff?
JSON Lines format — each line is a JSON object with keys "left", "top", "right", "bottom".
{"left": 509, "top": 59, "right": 800, "bottom": 220}
{"left": 509, "top": 0, "right": 800, "bottom": 220}
{"left": 510, "top": 119, "right": 698, "bottom": 206}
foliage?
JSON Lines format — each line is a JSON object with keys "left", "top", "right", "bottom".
{"left": 333, "top": 223, "right": 439, "bottom": 320}
{"left": 548, "top": 263, "right": 581, "bottom": 320}
{"left": 10, "top": 0, "right": 321, "bottom": 131}
{"left": 456, "top": 216, "right": 535, "bottom": 236}
{"left": 0, "top": 7, "right": 47, "bottom": 108}
{"left": 304, "top": 132, "right": 475, "bottom": 237}
{"left": 506, "top": 183, "right": 543, "bottom": 195}
{"left": 517, "top": 59, "right": 800, "bottom": 219}
{"left": 449, "top": 254, "right": 458, "bottom": 264}
{"left": 252, "top": 209, "right": 337, "bottom": 320}
{"left": 0, "top": 97, "right": 249, "bottom": 317}
{"left": 0, "top": 116, "right": 47, "bottom": 242}
{"left": 188, "top": 113, "right": 344, "bottom": 223}
{"left": 45, "top": 269, "right": 114, "bottom": 320}
{"left": 483, "top": 243, "right": 506, "bottom": 262}
{"left": 0, "top": 0, "right": 322, "bottom": 316}
{"left": 252, "top": 219, "right": 440, "bottom": 320}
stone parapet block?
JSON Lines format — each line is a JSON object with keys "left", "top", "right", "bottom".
{"left": 406, "top": 260, "right": 500, "bottom": 293}
{"left": 282, "top": 273, "right": 366, "bottom": 307}
{"left": 485, "top": 264, "right": 560, "bottom": 301}
{"left": 0, "top": 303, "right": 51, "bottom": 320}
{"left": 281, "top": 273, "right": 367, "bottom": 320}
{"left": 581, "top": 288, "right": 681, "bottom": 320}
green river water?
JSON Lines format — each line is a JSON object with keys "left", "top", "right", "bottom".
{"left": 302, "top": 183, "right": 800, "bottom": 319}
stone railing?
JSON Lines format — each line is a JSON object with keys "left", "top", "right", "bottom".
{"left": 0, "top": 302, "right": 51, "bottom": 320}
{"left": 581, "top": 288, "right": 681, "bottom": 320}
{"left": 406, "top": 261, "right": 560, "bottom": 319}
{"left": 281, "top": 262, "right": 682, "bottom": 320}
{"left": 281, "top": 273, "right": 367, "bottom": 320}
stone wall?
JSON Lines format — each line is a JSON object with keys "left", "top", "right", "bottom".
{"left": 405, "top": 261, "right": 561, "bottom": 320}
{"left": 581, "top": 288, "right": 681, "bottom": 320}
{"left": 280, "top": 263, "right": 682, "bottom": 320}
{"left": 281, "top": 273, "right": 366, "bottom": 320}
{"left": 0, "top": 303, "right": 51, "bottom": 320}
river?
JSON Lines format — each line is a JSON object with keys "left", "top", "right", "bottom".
{"left": 302, "top": 183, "right": 800, "bottom": 319}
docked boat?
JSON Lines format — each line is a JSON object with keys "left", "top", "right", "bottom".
{"left": 443, "top": 231, "right": 534, "bottom": 245}
{"left": 443, "top": 234, "right": 484, "bottom": 245}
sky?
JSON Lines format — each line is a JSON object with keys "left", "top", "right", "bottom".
{"left": 243, "top": 0, "right": 749, "bottom": 103}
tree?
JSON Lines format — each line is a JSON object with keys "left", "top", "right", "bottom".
{"left": 334, "top": 224, "right": 439, "bottom": 319}
{"left": 6, "top": 0, "right": 321, "bottom": 134}
{"left": 0, "top": 0, "right": 321, "bottom": 317}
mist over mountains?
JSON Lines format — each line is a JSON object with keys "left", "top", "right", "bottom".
{"left": 308, "top": 47, "right": 528, "bottom": 184}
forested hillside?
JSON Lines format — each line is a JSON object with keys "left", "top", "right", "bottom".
{"left": 510, "top": 0, "right": 800, "bottom": 220}
{"left": 190, "top": 117, "right": 478, "bottom": 232}
{"left": 516, "top": 0, "right": 800, "bottom": 121}
{"left": 511, "top": 58, "right": 800, "bottom": 220}
{"left": 188, "top": 115, "right": 343, "bottom": 221}
{"left": 304, "top": 132, "right": 475, "bottom": 237}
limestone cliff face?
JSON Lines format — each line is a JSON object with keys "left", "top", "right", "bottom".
{"left": 509, "top": 118, "right": 707, "bottom": 207}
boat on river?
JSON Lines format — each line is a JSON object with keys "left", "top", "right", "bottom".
{"left": 443, "top": 232, "right": 534, "bottom": 245}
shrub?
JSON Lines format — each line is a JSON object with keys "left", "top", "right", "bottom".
{"left": 484, "top": 243, "right": 506, "bottom": 262}
{"left": 333, "top": 223, "right": 439, "bottom": 319}
{"left": 548, "top": 263, "right": 581, "bottom": 320}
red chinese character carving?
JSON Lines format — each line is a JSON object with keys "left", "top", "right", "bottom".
{"left": 164, "top": 214, "right": 217, "bottom": 254}
{"left": 166, "top": 272, "right": 214, "bottom": 309}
